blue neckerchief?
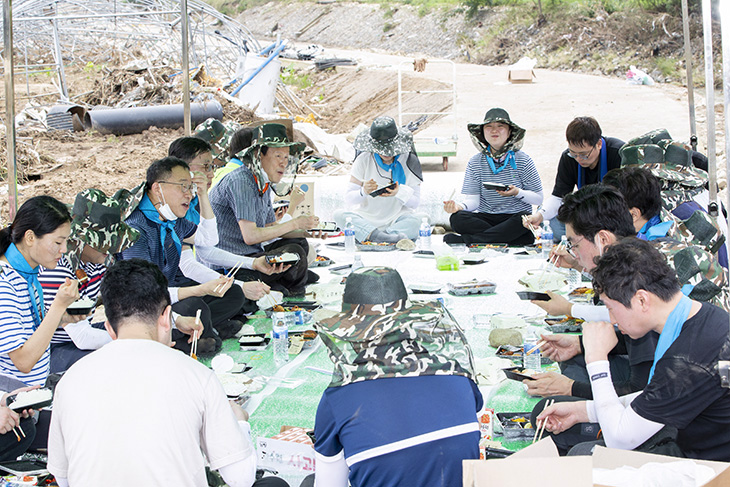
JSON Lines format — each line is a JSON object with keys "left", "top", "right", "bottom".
{"left": 648, "top": 295, "right": 692, "bottom": 383}
{"left": 636, "top": 215, "right": 673, "bottom": 241}
{"left": 230, "top": 157, "right": 243, "bottom": 167}
{"left": 577, "top": 137, "right": 607, "bottom": 189}
{"left": 373, "top": 154, "right": 406, "bottom": 185}
{"left": 485, "top": 147, "right": 516, "bottom": 175}
{"left": 185, "top": 196, "right": 201, "bottom": 225}
{"left": 138, "top": 194, "right": 182, "bottom": 256}
{"left": 5, "top": 243, "right": 44, "bottom": 329}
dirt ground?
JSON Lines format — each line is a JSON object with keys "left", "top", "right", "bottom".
{"left": 0, "top": 1, "right": 725, "bottom": 221}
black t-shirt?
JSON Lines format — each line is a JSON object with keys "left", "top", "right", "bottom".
{"left": 552, "top": 137, "right": 625, "bottom": 198}
{"left": 631, "top": 303, "right": 730, "bottom": 461}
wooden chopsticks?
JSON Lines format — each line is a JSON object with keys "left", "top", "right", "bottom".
{"left": 190, "top": 309, "right": 201, "bottom": 360}
{"left": 532, "top": 399, "right": 554, "bottom": 444}
{"left": 525, "top": 340, "right": 546, "bottom": 356}
{"left": 522, "top": 215, "right": 540, "bottom": 239}
{"left": 214, "top": 261, "right": 244, "bottom": 294}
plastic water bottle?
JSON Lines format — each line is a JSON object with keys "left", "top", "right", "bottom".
{"left": 523, "top": 334, "right": 541, "bottom": 372}
{"left": 541, "top": 222, "right": 554, "bottom": 260}
{"left": 344, "top": 217, "right": 356, "bottom": 254}
{"left": 419, "top": 218, "right": 432, "bottom": 251}
{"left": 351, "top": 255, "right": 364, "bottom": 273}
{"left": 272, "top": 313, "right": 289, "bottom": 367}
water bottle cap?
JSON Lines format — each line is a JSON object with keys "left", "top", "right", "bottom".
{"left": 422, "top": 217, "right": 428, "bottom": 223}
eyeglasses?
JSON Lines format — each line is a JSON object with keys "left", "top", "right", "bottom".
{"left": 158, "top": 180, "right": 197, "bottom": 194}
{"left": 191, "top": 163, "right": 215, "bottom": 172}
{"left": 565, "top": 236, "right": 585, "bottom": 257}
{"left": 567, "top": 145, "right": 596, "bottom": 161}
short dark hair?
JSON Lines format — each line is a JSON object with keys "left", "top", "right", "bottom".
{"left": 228, "top": 127, "right": 254, "bottom": 159}
{"left": 145, "top": 157, "right": 190, "bottom": 192}
{"left": 566, "top": 117, "right": 602, "bottom": 147}
{"left": 101, "top": 259, "right": 171, "bottom": 333}
{"left": 557, "top": 184, "right": 636, "bottom": 241}
{"left": 0, "top": 196, "right": 71, "bottom": 256}
{"left": 592, "top": 237, "right": 680, "bottom": 307}
{"left": 602, "top": 166, "right": 662, "bottom": 220}
{"left": 168, "top": 137, "right": 212, "bottom": 163}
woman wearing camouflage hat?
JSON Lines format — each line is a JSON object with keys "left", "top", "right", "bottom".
{"left": 443, "top": 108, "right": 543, "bottom": 245}
{"left": 334, "top": 116, "right": 427, "bottom": 244}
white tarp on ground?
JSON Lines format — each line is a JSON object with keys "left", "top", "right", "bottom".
{"left": 294, "top": 122, "right": 356, "bottom": 163}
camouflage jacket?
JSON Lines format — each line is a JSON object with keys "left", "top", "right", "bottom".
{"left": 652, "top": 238, "right": 729, "bottom": 311}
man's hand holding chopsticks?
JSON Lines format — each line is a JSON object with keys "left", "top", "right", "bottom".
{"left": 539, "top": 334, "right": 582, "bottom": 362}
{"left": 537, "top": 400, "right": 588, "bottom": 435}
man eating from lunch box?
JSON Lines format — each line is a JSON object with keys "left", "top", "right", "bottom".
{"left": 48, "top": 259, "right": 289, "bottom": 487}
{"left": 209, "top": 123, "right": 323, "bottom": 297}
{"left": 535, "top": 238, "right": 730, "bottom": 460}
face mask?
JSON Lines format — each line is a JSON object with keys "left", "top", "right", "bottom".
{"left": 157, "top": 187, "right": 178, "bottom": 222}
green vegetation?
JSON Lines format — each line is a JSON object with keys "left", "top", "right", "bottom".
{"left": 281, "top": 64, "right": 312, "bottom": 90}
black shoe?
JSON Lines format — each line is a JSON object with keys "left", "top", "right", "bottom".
{"left": 306, "top": 270, "right": 320, "bottom": 284}
{"left": 269, "top": 283, "right": 290, "bottom": 297}
{"left": 443, "top": 233, "right": 465, "bottom": 244}
{"left": 216, "top": 319, "right": 244, "bottom": 340}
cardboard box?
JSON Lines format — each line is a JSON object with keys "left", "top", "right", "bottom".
{"left": 463, "top": 438, "right": 730, "bottom": 487}
{"left": 508, "top": 68, "right": 535, "bottom": 83}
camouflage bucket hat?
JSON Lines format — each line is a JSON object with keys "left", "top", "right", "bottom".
{"left": 467, "top": 107, "right": 525, "bottom": 155}
{"left": 241, "top": 123, "right": 306, "bottom": 197}
{"left": 315, "top": 267, "right": 476, "bottom": 387}
{"left": 66, "top": 188, "right": 141, "bottom": 271}
{"left": 194, "top": 118, "right": 240, "bottom": 166}
{"left": 353, "top": 116, "right": 414, "bottom": 157}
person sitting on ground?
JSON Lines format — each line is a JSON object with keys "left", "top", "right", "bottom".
{"left": 120, "top": 157, "right": 246, "bottom": 353}
{"left": 209, "top": 123, "right": 319, "bottom": 297}
{"left": 39, "top": 188, "right": 139, "bottom": 373}
{"left": 523, "top": 116, "right": 624, "bottom": 240}
{"left": 194, "top": 117, "right": 241, "bottom": 174}
{"left": 308, "top": 267, "right": 482, "bottom": 487}
{"left": 524, "top": 185, "right": 728, "bottom": 404}
{"left": 0, "top": 196, "right": 79, "bottom": 386}
{"left": 210, "top": 126, "right": 253, "bottom": 189}
{"left": 443, "top": 108, "right": 542, "bottom": 245}
{"left": 169, "top": 136, "right": 276, "bottom": 310}
{"left": 47, "top": 258, "right": 289, "bottom": 487}
{"left": 334, "top": 116, "right": 428, "bottom": 243}
{"left": 536, "top": 238, "right": 730, "bottom": 460}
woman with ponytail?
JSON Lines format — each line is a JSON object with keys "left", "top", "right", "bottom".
{"left": 0, "top": 196, "right": 78, "bottom": 386}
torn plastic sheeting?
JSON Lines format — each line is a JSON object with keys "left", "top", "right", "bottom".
{"left": 84, "top": 101, "right": 223, "bottom": 135}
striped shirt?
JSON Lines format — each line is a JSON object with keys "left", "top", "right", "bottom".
{"left": 0, "top": 262, "right": 50, "bottom": 386}
{"left": 461, "top": 150, "right": 543, "bottom": 214}
{"left": 121, "top": 208, "right": 197, "bottom": 286}
{"left": 315, "top": 375, "right": 482, "bottom": 487}
{"left": 39, "top": 256, "right": 105, "bottom": 344}
{"left": 209, "top": 165, "right": 276, "bottom": 256}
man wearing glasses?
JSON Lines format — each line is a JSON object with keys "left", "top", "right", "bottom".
{"left": 120, "top": 157, "right": 248, "bottom": 355}
{"left": 523, "top": 117, "right": 624, "bottom": 239}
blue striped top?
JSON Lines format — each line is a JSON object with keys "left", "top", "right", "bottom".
{"left": 40, "top": 256, "right": 105, "bottom": 344}
{"left": 0, "top": 261, "right": 51, "bottom": 386}
{"left": 461, "top": 150, "right": 543, "bottom": 214}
